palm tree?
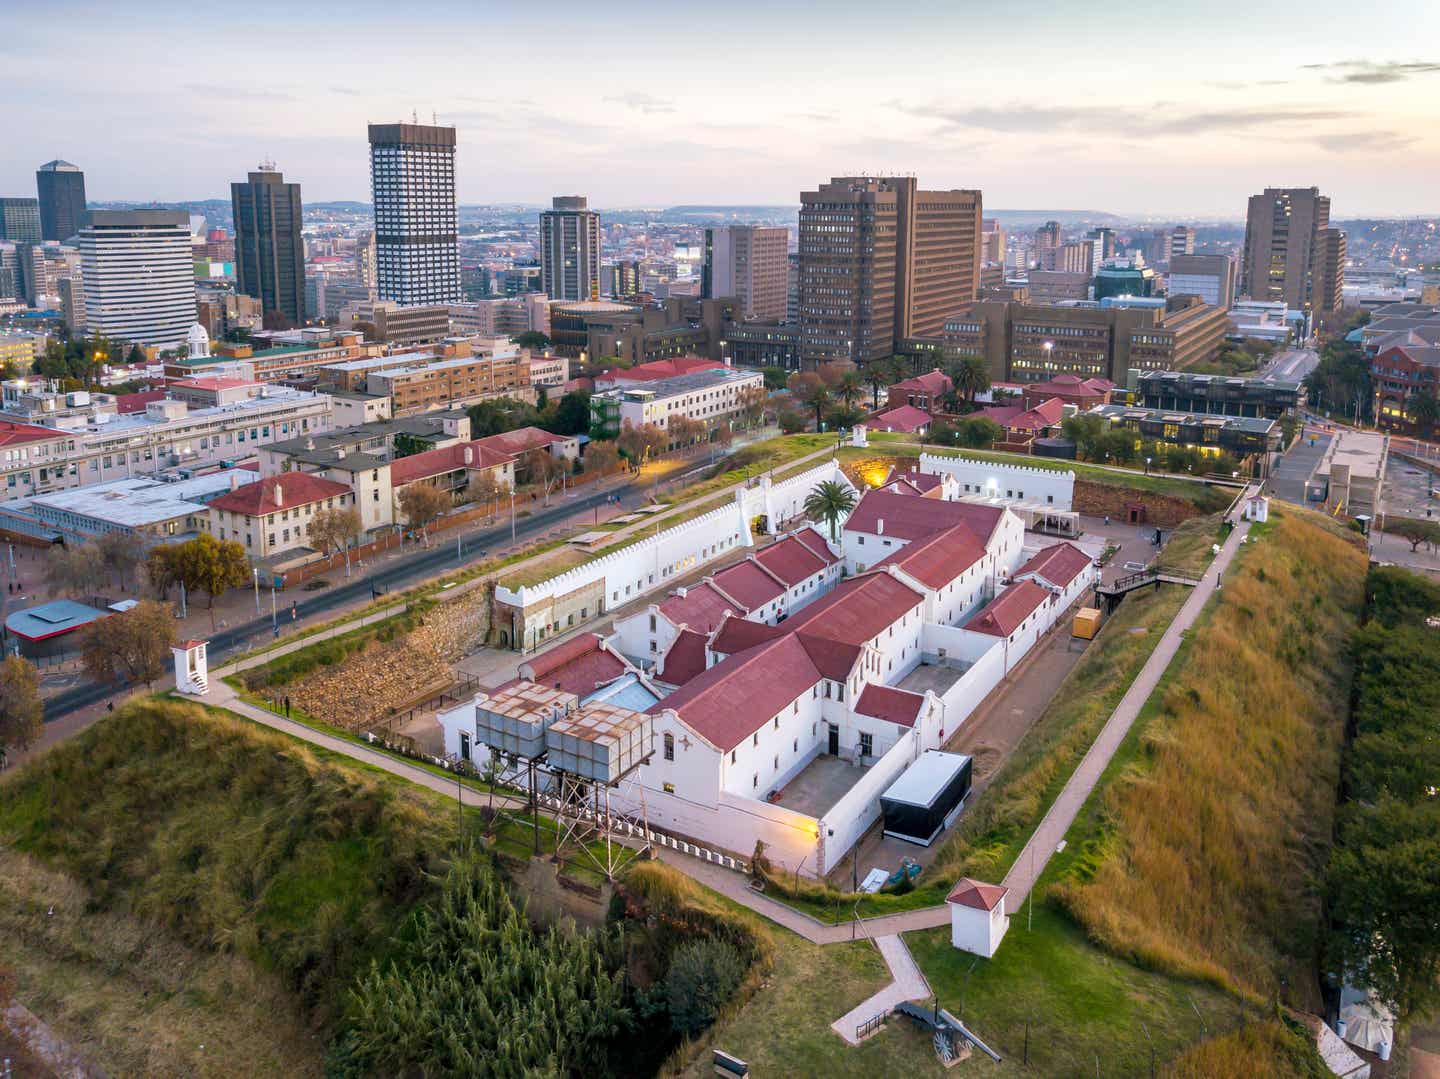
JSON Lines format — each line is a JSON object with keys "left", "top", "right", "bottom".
{"left": 804, "top": 480, "right": 857, "bottom": 542}
{"left": 1409, "top": 390, "right": 1440, "bottom": 437}
{"left": 863, "top": 357, "right": 905, "bottom": 409}
{"left": 836, "top": 370, "right": 864, "bottom": 410}
{"left": 948, "top": 356, "right": 991, "bottom": 404}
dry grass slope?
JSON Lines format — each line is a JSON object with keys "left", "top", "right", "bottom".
{"left": 1053, "top": 509, "right": 1367, "bottom": 1004}
{"left": 1164, "top": 1018, "right": 1329, "bottom": 1079}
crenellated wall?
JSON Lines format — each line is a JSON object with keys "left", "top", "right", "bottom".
{"left": 919, "top": 452, "right": 1075, "bottom": 511}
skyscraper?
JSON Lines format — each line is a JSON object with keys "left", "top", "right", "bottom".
{"left": 78, "top": 210, "right": 197, "bottom": 347}
{"left": 797, "top": 176, "right": 981, "bottom": 367}
{"left": 1241, "top": 187, "right": 1345, "bottom": 313}
{"left": 35, "top": 160, "right": 87, "bottom": 242}
{"left": 1032, "top": 220, "right": 1062, "bottom": 269}
{"left": 539, "top": 196, "right": 601, "bottom": 302}
{"left": 231, "top": 164, "right": 306, "bottom": 325}
{"left": 981, "top": 219, "right": 1006, "bottom": 263}
{"left": 368, "top": 122, "right": 461, "bottom": 305}
{"left": 0, "top": 197, "right": 41, "bottom": 245}
{"left": 1169, "top": 253, "right": 1236, "bottom": 310}
{"left": 702, "top": 225, "right": 788, "bottom": 320}
{"left": 1169, "top": 225, "right": 1196, "bottom": 262}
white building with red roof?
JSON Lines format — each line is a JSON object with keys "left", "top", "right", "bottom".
{"left": 1012, "top": 540, "right": 1096, "bottom": 612}
{"left": 204, "top": 471, "right": 355, "bottom": 559}
{"left": 947, "top": 878, "right": 1010, "bottom": 957}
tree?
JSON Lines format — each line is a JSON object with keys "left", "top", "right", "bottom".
{"left": 125, "top": 343, "right": 146, "bottom": 366}
{"left": 96, "top": 531, "right": 145, "bottom": 592}
{"left": 948, "top": 355, "right": 991, "bottom": 404}
{"left": 0, "top": 656, "right": 43, "bottom": 766}
{"left": 804, "top": 479, "right": 858, "bottom": 541}
{"left": 466, "top": 470, "right": 508, "bottom": 519}
{"left": 398, "top": 484, "right": 451, "bottom": 545}
{"left": 391, "top": 432, "right": 431, "bottom": 458}
{"left": 1386, "top": 517, "right": 1440, "bottom": 553}
{"left": 546, "top": 390, "right": 592, "bottom": 436}
{"left": 617, "top": 420, "right": 666, "bottom": 465}
{"left": 665, "top": 939, "right": 746, "bottom": 1037}
{"left": 1408, "top": 389, "right": 1440, "bottom": 437}
{"left": 760, "top": 365, "right": 789, "bottom": 391}
{"left": 1062, "top": 413, "right": 1106, "bottom": 460}
{"left": 863, "top": 357, "right": 905, "bottom": 409}
{"left": 736, "top": 385, "right": 767, "bottom": 429}
{"left": 143, "top": 543, "right": 183, "bottom": 599}
{"left": 43, "top": 542, "right": 103, "bottom": 599}
{"left": 666, "top": 415, "right": 705, "bottom": 453}
{"left": 953, "top": 415, "right": 1003, "bottom": 449}
{"left": 834, "top": 370, "right": 864, "bottom": 410}
{"left": 789, "top": 372, "right": 831, "bottom": 429}
{"left": 777, "top": 408, "right": 809, "bottom": 435}
{"left": 713, "top": 420, "right": 734, "bottom": 450}
{"left": 172, "top": 533, "right": 251, "bottom": 625}
{"left": 522, "top": 449, "right": 565, "bottom": 505}
{"left": 80, "top": 599, "right": 173, "bottom": 691}
{"left": 583, "top": 440, "right": 623, "bottom": 478}
{"left": 511, "top": 330, "right": 550, "bottom": 351}
{"left": 825, "top": 404, "right": 866, "bottom": 431}
{"left": 309, "top": 506, "right": 363, "bottom": 569}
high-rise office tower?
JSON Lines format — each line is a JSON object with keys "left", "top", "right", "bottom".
{"left": 539, "top": 196, "right": 601, "bottom": 302}
{"left": 35, "top": 160, "right": 87, "bottom": 242}
{"left": 1087, "top": 226, "right": 1117, "bottom": 260}
{"left": 981, "top": 218, "right": 1006, "bottom": 263}
{"left": 702, "top": 225, "right": 788, "bottom": 320}
{"left": 797, "top": 175, "right": 981, "bottom": 367}
{"left": 368, "top": 122, "right": 461, "bottom": 305}
{"left": 1241, "top": 187, "right": 1345, "bottom": 312}
{"left": 1033, "top": 220, "right": 1062, "bottom": 269}
{"left": 1169, "top": 226, "right": 1196, "bottom": 262}
{"left": 0, "top": 197, "right": 42, "bottom": 245}
{"left": 1169, "top": 253, "right": 1236, "bottom": 310}
{"left": 77, "top": 210, "right": 197, "bottom": 347}
{"left": 231, "top": 163, "right": 306, "bottom": 325}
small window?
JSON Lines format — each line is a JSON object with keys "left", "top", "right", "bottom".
{"left": 663, "top": 733, "right": 675, "bottom": 761}
{"left": 662, "top": 782, "right": 675, "bottom": 794}
{"left": 860, "top": 732, "right": 873, "bottom": 757}
{"left": 752, "top": 732, "right": 759, "bottom": 746}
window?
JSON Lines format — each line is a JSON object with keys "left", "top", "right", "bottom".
{"left": 662, "top": 782, "right": 675, "bottom": 793}
{"left": 663, "top": 733, "right": 674, "bottom": 761}
{"left": 860, "top": 732, "right": 873, "bottom": 757}
{"left": 752, "top": 732, "right": 759, "bottom": 746}
{"left": 752, "top": 774, "right": 758, "bottom": 789}
{"left": 773, "top": 755, "right": 779, "bottom": 770}
{"left": 730, "top": 749, "right": 736, "bottom": 764}
{"left": 459, "top": 731, "right": 471, "bottom": 762}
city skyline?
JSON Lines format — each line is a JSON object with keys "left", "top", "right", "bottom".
{"left": 3, "top": 1, "right": 1439, "bottom": 216}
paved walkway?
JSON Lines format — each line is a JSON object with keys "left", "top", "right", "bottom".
{"left": 998, "top": 495, "right": 1254, "bottom": 908}
{"left": 830, "top": 935, "right": 931, "bottom": 1045}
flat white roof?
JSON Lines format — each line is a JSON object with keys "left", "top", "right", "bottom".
{"left": 880, "top": 750, "right": 971, "bottom": 808}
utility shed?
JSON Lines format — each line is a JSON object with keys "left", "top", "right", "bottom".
{"left": 879, "top": 751, "right": 973, "bottom": 846}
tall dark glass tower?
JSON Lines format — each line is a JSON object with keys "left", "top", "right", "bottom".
{"left": 231, "top": 164, "right": 306, "bottom": 325}
{"left": 35, "top": 160, "right": 87, "bottom": 242}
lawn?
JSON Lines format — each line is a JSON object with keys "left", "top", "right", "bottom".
{"left": 1155, "top": 512, "right": 1226, "bottom": 578}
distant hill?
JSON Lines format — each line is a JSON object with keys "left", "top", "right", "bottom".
{"left": 987, "top": 209, "right": 1127, "bottom": 228}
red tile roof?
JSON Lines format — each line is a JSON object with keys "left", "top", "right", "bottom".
{"left": 1015, "top": 542, "right": 1092, "bottom": 590}
{"left": 868, "top": 404, "right": 933, "bottom": 432}
{"left": 649, "top": 634, "right": 821, "bottom": 751}
{"left": 855, "top": 684, "right": 926, "bottom": 728}
{"left": 875, "top": 523, "right": 986, "bottom": 590}
{"left": 608, "top": 356, "right": 724, "bottom": 382}
{"left": 946, "top": 878, "right": 1008, "bottom": 911}
{"left": 783, "top": 572, "right": 924, "bottom": 653}
{"left": 752, "top": 535, "right": 828, "bottom": 587}
{"left": 711, "top": 560, "right": 784, "bottom": 610}
{"left": 206, "top": 472, "right": 351, "bottom": 515}
{"left": 473, "top": 426, "right": 570, "bottom": 457}
{"left": 519, "top": 633, "right": 629, "bottom": 696}
{"left": 891, "top": 368, "right": 952, "bottom": 396}
{"left": 965, "top": 580, "right": 1049, "bottom": 637}
{"left": 659, "top": 582, "right": 744, "bottom": 631}
{"left": 114, "top": 389, "right": 167, "bottom": 413}
{"left": 845, "top": 489, "right": 1005, "bottom": 544}
{"left": 0, "top": 420, "right": 61, "bottom": 448}
{"left": 977, "top": 396, "right": 1065, "bottom": 432}
{"left": 710, "top": 613, "right": 786, "bottom": 655}
{"left": 389, "top": 439, "right": 512, "bottom": 486}
{"left": 1027, "top": 374, "right": 1113, "bottom": 395}
{"left": 791, "top": 527, "right": 840, "bottom": 564}
{"left": 658, "top": 627, "right": 709, "bottom": 686}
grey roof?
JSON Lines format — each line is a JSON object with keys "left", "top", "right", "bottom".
{"left": 619, "top": 366, "right": 761, "bottom": 401}
{"left": 1093, "top": 403, "right": 1276, "bottom": 435}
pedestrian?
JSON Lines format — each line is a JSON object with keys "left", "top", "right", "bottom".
{"left": 291, "top": 601, "right": 298, "bottom": 622}
{"left": 284, "top": 696, "right": 291, "bottom": 717}
{"left": 1104, "top": 515, "right": 1110, "bottom": 526}
{"left": 107, "top": 701, "right": 114, "bottom": 713}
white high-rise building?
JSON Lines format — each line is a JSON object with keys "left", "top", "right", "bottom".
{"left": 539, "top": 196, "right": 601, "bottom": 302}
{"left": 368, "top": 122, "right": 461, "bottom": 305}
{"left": 77, "top": 210, "right": 197, "bottom": 348}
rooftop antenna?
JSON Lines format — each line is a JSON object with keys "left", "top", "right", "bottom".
{"left": 412, "top": 108, "right": 419, "bottom": 123}
{"left": 432, "top": 110, "right": 437, "bottom": 125}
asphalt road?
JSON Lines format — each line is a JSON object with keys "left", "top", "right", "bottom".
{"left": 1260, "top": 346, "right": 1319, "bottom": 383}
{"left": 37, "top": 471, "right": 666, "bottom": 723}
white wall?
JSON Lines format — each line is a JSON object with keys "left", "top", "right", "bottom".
{"left": 950, "top": 899, "right": 1009, "bottom": 957}
{"left": 817, "top": 728, "right": 921, "bottom": 874}
{"left": 919, "top": 453, "right": 1074, "bottom": 511}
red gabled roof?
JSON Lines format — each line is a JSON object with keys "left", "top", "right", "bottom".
{"left": 1027, "top": 374, "right": 1113, "bottom": 395}
{"left": 946, "top": 877, "right": 1008, "bottom": 911}
{"left": 519, "top": 632, "right": 629, "bottom": 696}
{"left": 752, "top": 535, "right": 827, "bottom": 587}
{"left": 869, "top": 404, "right": 933, "bottom": 432}
{"left": 891, "top": 368, "right": 952, "bottom": 396}
{"left": 114, "top": 388, "right": 167, "bottom": 413}
{"left": 0, "top": 420, "right": 61, "bottom": 448}
{"left": 710, "top": 613, "right": 786, "bottom": 656}
{"left": 875, "top": 523, "right": 986, "bottom": 590}
{"left": 658, "top": 627, "right": 709, "bottom": 686}
{"left": 390, "top": 439, "right": 512, "bottom": 486}
{"left": 649, "top": 633, "right": 821, "bottom": 751}
{"left": 659, "top": 582, "right": 743, "bottom": 631}
{"left": 791, "top": 526, "right": 840, "bottom": 564}
{"left": 784, "top": 572, "right": 924, "bottom": 652}
{"left": 844, "top": 489, "right": 1005, "bottom": 544}
{"left": 1015, "top": 542, "right": 1092, "bottom": 590}
{"left": 965, "top": 580, "right": 1049, "bottom": 637}
{"left": 855, "top": 684, "right": 927, "bottom": 728}
{"left": 977, "top": 396, "right": 1065, "bottom": 432}
{"left": 206, "top": 472, "right": 351, "bottom": 515}
{"left": 711, "top": 560, "right": 784, "bottom": 610}
{"left": 473, "top": 426, "right": 570, "bottom": 457}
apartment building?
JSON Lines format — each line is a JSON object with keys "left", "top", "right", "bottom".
{"left": 165, "top": 328, "right": 366, "bottom": 382}
{"left": 368, "top": 122, "right": 461, "bottom": 305}
{"left": 1133, "top": 370, "right": 1302, "bottom": 419}
{"left": 205, "top": 471, "right": 356, "bottom": 561}
{"left": 539, "top": 196, "right": 601, "bottom": 302}
{"left": 590, "top": 366, "right": 764, "bottom": 439}
{"left": 366, "top": 352, "right": 532, "bottom": 415}
{"left": 341, "top": 299, "right": 451, "bottom": 345}
{"left": 702, "top": 225, "right": 789, "bottom": 320}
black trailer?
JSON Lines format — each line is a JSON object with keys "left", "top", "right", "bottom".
{"left": 879, "top": 751, "right": 973, "bottom": 846}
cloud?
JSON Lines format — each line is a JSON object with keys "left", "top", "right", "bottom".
{"left": 330, "top": 86, "right": 364, "bottom": 96}
{"left": 183, "top": 84, "right": 295, "bottom": 103}
{"left": 603, "top": 91, "right": 674, "bottom": 115}
{"left": 1302, "top": 60, "right": 1440, "bottom": 84}
{"left": 1204, "top": 79, "right": 1292, "bottom": 90}
{"left": 894, "top": 101, "right": 1353, "bottom": 138}
{"left": 1313, "top": 131, "right": 1418, "bottom": 153}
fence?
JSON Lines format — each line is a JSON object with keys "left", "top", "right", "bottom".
{"left": 856, "top": 1011, "right": 887, "bottom": 1042}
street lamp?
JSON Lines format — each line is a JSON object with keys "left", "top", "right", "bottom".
{"left": 253, "top": 567, "right": 260, "bottom": 613}
{"left": 1145, "top": 456, "right": 1151, "bottom": 476}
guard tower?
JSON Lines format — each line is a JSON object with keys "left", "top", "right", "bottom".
{"left": 173, "top": 639, "right": 209, "bottom": 695}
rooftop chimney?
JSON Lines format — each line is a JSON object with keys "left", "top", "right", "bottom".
{"left": 877, "top": 519, "right": 885, "bottom": 535}
{"left": 463, "top": 445, "right": 473, "bottom": 465}
{"left": 273, "top": 482, "right": 284, "bottom": 506}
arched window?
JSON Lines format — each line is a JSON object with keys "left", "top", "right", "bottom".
{"left": 663, "top": 733, "right": 675, "bottom": 761}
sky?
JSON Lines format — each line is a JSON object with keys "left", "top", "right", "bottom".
{"left": 4, "top": 0, "right": 1438, "bottom": 218}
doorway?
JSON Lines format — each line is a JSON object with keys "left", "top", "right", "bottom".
{"left": 827, "top": 723, "right": 840, "bottom": 755}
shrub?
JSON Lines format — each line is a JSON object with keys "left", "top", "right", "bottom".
{"left": 665, "top": 939, "right": 746, "bottom": 1036}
